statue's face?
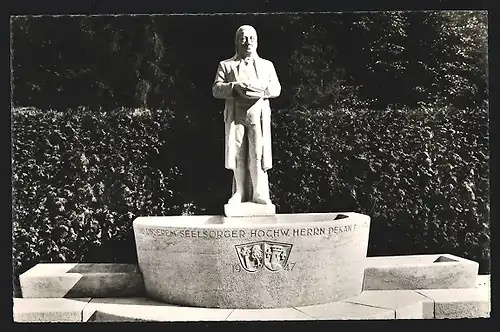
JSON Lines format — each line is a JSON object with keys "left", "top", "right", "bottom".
{"left": 237, "top": 27, "right": 257, "bottom": 57}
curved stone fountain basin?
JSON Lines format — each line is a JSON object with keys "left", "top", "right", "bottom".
{"left": 133, "top": 212, "right": 370, "bottom": 309}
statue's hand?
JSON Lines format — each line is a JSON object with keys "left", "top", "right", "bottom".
{"left": 245, "top": 82, "right": 267, "bottom": 94}
{"left": 234, "top": 81, "right": 266, "bottom": 99}
{"left": 233, "top": 82, "right": 248, "bottom": 96}
{"left": 242, "top": 90, "right": 265, "bottom": 99}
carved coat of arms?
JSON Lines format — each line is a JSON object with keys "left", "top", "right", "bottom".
{"left": 235, "top": 241, "right": 293, "bottom": 272}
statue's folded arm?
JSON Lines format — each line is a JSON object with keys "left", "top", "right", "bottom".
{"left": 213, "top": 62, "right": 236, "bottom": 99}
{"left": 265, "top": 63, "right": 281, "bottom": 99}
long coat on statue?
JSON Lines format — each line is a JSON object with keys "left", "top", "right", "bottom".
{"left": 212, "top": 55, "right": 281, "bottom": 173}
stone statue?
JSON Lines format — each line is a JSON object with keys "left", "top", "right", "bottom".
{"left": 212, "top": 25, "right": 281, "bottom": 206}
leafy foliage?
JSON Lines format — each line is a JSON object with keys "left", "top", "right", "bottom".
{"left": 12, "top": 107, "right": 183, "bottom": 275}
{"left": 271, "top": 105, "right": 489, "bottom": 270}
{"left": 12, "top": 106, "right": 490, "bottom": 279}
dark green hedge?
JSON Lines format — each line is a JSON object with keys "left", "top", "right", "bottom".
{"left": 12, "top": 108, "right": 182, "bottom": 273}
{"left": 12, "top": 106, "right": 490, "bottom": 287}
{"left": 271, "top": 105, "right": 490, "bottom": 272}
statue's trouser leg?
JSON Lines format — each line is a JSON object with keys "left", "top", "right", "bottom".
{"left": 247, "top": 122, "right": 270, "bottom": 203}
{"left": 228, "top": 123, "right": 246, "bottom": 203}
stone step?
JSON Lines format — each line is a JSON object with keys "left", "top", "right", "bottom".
{"left": 19, "top": 263, "right": 144, "bottom": 298}
{"left": 13, "top": 298, "right": 91, "bottom": 323}
{"left": 79, "top": 297, "right": 393, "bottom": 322}
{"left": 12, "top": 286, "right": 490, "bottom": 322}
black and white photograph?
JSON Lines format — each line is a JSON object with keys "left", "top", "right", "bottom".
{"left": 11, "top": 8, "right": 490, "bottom": 322}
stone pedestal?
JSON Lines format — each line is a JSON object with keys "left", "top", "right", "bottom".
{"left": 133, "top": 212, "right": 370, "bottom": 309}
{"left": 224, "top": 202, "right": 276, "bottom": 217}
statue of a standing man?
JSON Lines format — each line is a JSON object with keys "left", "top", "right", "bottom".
{"left": 213, "top": 25, "right": 281, "bottom": 206}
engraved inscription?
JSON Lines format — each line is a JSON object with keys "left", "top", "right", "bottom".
{"left": 137, "top": 223, "right": 368, "bottom": 239}
{"left": 235, "top": 241, "right": 293, "bottom": 273}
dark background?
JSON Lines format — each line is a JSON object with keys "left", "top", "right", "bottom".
{"left": 11, "top": 12, "right": 488, "bottom": 112}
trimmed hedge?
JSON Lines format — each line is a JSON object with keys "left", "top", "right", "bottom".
{"left": 12, "top": 108, "right": 182, "bottom": 273}
{"left": 12, "top": 105, "right": 490, "bottom": 285}
{"left": 271, "top": 105, "right": 489, "bottom": 272}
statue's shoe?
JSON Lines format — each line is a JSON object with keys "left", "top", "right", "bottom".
{"left": 227, "top": 193, "right": 243, "bottom": 204}
{"left": 253, "top": 195, "right": 272, "bottom": 205}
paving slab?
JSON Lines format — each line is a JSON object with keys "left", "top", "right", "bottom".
{"left": 83, "top": 297, "right": 233, "bottom": 322}
{"left": 347, "top": 290, "right": 434, "bottom": 319}
{"left": 13, "top": 298, "right": 91, "bottom": 322}
{"left": 475, "top": 274, "right": 490, "bottom": 289}
{"left": 417, "top": 288, "right": 490, "bottom": 319}
{"left": 226, "top": 307, "right": 313, "bottom": 321}
{"left": 296, "top": 300, "right": 395, "bottom": 320}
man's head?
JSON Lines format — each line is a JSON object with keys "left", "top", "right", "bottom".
{"left": 235, "top": 25, "right": 258, "bottom": 58}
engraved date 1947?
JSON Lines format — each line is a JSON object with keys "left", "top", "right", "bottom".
{"left": 231, "top": 262, "right": 297, "bottom": 273}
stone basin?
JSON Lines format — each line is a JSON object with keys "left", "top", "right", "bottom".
{"left": 363, "top": 253, "right": 479, "bottom": 290}
{"left": 133, "top": 212, "right": 370, "bottom": 309}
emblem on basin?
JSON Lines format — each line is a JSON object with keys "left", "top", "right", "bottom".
{"left": 235, "top": 241, "right": 293, "bottom": 272}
